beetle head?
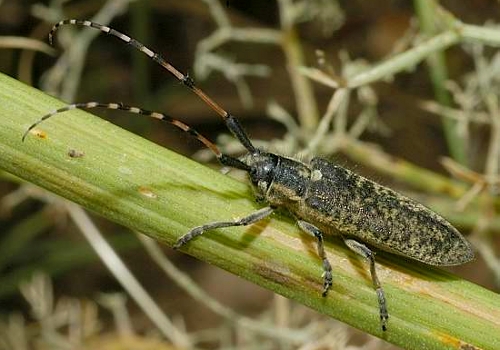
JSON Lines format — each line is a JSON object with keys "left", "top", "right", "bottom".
{"left": 243, "top": 151, "right": 278, "bottom": 197}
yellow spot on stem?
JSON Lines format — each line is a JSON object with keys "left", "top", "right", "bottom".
{"left": 31, "top": 129, "right": 47, "bottom": 139}
{"left": 138, "top": 186, "right": 158, "bottom": 199}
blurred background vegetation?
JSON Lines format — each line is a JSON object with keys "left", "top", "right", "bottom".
{"left": 1, "top": 0, "right": 500, "bottom": 349}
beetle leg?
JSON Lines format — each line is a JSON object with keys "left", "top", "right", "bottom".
{"left": 173, "top": 206, "right": 274, "bottom": 249}
{"left": 344, "top": 238, "right": 389, "bottom": 331}
{"left": 297, "top": 221, "right": 333, "bottom": 297}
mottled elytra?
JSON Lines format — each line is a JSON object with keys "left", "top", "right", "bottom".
{"left": 23, "top": 19, "right": 475, "bottom": 332}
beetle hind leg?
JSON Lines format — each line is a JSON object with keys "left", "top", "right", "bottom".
{"left": 297, "top": 221, "right": 333, "bottom": 297}
{"left": 344, "top": 238, "right": 389, "bottom": 331}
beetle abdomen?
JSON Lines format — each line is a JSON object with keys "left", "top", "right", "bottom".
{"left": 299, "top": 158, "right": 473, "bottom": 266}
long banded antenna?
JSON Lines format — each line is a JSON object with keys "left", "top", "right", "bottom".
{"left": 50, "top": 19, "right": 257, "bottom": 154}
{"left": 22, "top": 102, "right": 250, "bottom": 171}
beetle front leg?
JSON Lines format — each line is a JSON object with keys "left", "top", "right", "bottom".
{"left": 297, "top": 221, "right": 333, "bottom": 297}
{"left": 173, "top": 206, "right": 274, "bottom": 249}
{"left": 344, "top": 238, "right": 389, "bottom": 331}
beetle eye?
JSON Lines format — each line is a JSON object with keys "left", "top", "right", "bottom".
{"left": 249, "top": 167, "right": 257, "bottom": 176}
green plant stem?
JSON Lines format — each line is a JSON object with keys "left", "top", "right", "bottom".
{"left": 278, "top": 0, "right": 319, "bottom": 131}
{"left": 1, "top": 72, "right": 499, "bottom": 349}
{"left": 414, "top": 0, "right": 466, "bottom": 164}
{"left": 348, "top": 22, "right": 500, "bottom": 89}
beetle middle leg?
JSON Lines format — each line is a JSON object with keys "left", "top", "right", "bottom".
{"left": 297, "top": 221, "right": 333, "bottom": 297}
{"left": 173, "top": 206, "right": 274, "bottom": 249}
{"left": 344, "top": 238, "right": 389, "bottom": 331}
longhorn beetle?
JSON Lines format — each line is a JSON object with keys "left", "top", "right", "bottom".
{"left": 23, "top": 19, "right": 475, "bottom": 332}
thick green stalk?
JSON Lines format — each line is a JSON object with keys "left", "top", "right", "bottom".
{"left": 0, "top": 72, "right": 499, "bottom": 349}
